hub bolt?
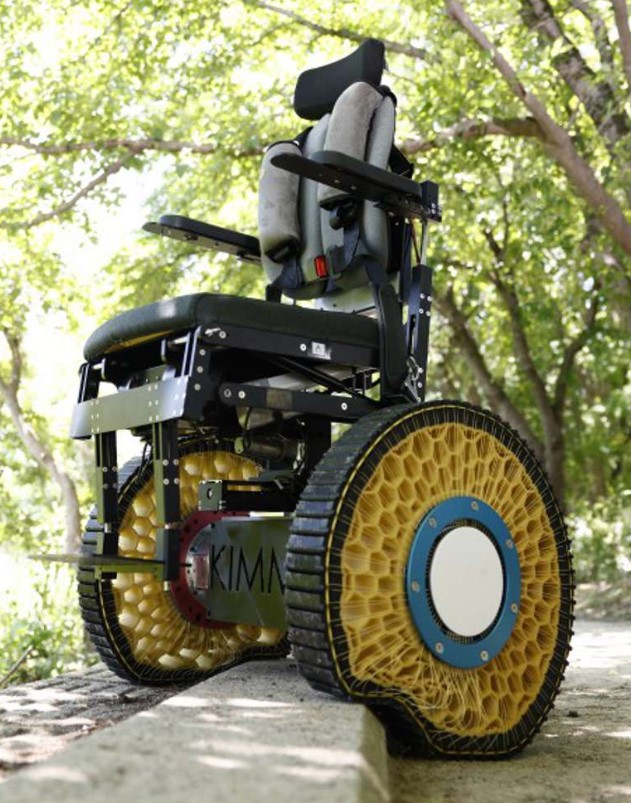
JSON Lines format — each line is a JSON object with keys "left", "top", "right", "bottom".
{"left": 480, "top": 650, "right": 489, "bottom": 661}
{"left": 435, "top": 642, "right": 444, "bottom": 654}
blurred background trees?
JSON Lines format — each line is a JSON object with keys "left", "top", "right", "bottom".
{"left": 1, "top": 0, "right": 629, "bottom": 683}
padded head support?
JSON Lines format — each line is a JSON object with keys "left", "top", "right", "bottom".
{"left": 293, "top": 39, "right": 386, "bottom": 120}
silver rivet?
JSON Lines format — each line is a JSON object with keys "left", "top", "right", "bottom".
{"left": 435, "top": 642, "right": 444, "bottom": 654}
{"left": 429, "top": 517, "right": 437, "bottom": 528}
{"left": 471, "top": 500, "right": 479, "bottom": 510}
{"left": 163, "top": 459, "right": 169, "bottom": 466}
{"left": 199, "top": 348, "right": 206, "bottom": 356}
{"left": 506, "top": 539, "right": 514, "bottom": 549}
{"left": 300, "top": 343, "right": 307, "bottom": 352}
{"left": 194, "top": 383, "right": 201, "bottom": 391}
{"left": 224, "top": 389, "right": 232, "bottom": 398}
{"left": 511, "top": 603, "right": 519, "bottom": 614}
{"left": 238, "top": 391, "right": 246, "bottom": 400}
{"left": 174, "top": 478, "right": 180, "bottom": 485}
{"left": 196, "top": 366, "right": 203, "bottom": 373}
{"left": 174, "top": 460, "right": 179, "bottom": 466}
{"left": 480, "top": 650, "right": 489, "bottom": 661}
{"left": 163, "top": 478, "right": 169, "bottom": 485}
{"left": 219, "top": 330, "right": 227, "bottom": 339}
{"left": 411, "top": 580, "right": 421, "bottom": 593}
{"left": 341, "top": 402, "right": 348, "bottom": 411}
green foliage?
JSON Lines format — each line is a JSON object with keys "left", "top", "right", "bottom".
{"left": 570, "top": 494, "right": 631, "bottom": 583}
{"left": 0, "top": 558, "right": 94, "bottom": 686}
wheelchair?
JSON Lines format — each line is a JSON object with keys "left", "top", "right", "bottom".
{"left": 71, "top": 39, "right": 574, "bottom": 757}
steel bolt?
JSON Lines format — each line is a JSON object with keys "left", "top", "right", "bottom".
{"left": 435, "top": 642, "right": 444, "bottom": 654}
{"left": 480, "top": 650, "right": 489, "bottom": 661}
{"left": 511, "top": 603, "right": 519, "bottom": 614}
{"left": 411, "top": 580, "right": 421, "bottom": 593}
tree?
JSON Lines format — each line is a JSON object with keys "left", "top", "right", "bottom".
{"left": 1, "top": 0, "right": 629, "bottom": 530}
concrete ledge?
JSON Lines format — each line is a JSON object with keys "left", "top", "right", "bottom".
{"left": 0, "top": 658, "right": 389, "bottom": 803}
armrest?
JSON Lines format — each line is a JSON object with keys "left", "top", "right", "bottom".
{"left": 143, "top": 215, "right": 261, "bottom": 264}
{"left": 270, "top": 150, "right": 441, "bottom": 222}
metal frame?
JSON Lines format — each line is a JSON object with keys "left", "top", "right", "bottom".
{"left": 70, "top": 141, "right": 440, "bottom": 629}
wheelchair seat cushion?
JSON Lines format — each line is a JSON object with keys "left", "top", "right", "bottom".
{"left": 83, "top": 292, "right": 380, "bottom": 361}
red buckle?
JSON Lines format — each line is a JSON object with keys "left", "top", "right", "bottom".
{"left": 314, "top": 255, "right": 328, "bottom": 278}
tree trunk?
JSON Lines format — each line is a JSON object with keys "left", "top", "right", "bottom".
{"left": 0, "top": 372, "right": 81, "bottom": 553}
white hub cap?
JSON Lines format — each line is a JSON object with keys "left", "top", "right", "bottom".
{"left": 428, "top": 526, "right": 505, "bottom": 638}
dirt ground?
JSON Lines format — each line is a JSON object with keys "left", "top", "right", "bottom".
{"left": 391, "top": 616, "right": 631, "bottom": 803}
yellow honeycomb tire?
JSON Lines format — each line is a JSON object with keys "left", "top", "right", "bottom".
{"left": 78, "top": 440, "right": 287, "bottom": 684}
{"left": 286, "top": 401, "right": 574, "bottom": 756}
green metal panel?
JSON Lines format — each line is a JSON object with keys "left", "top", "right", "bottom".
{"left": 188, "top": 516, "right": 291, "bottom": 630}
{"left": 70, "top": 376, "right": 199, "bottom": 437}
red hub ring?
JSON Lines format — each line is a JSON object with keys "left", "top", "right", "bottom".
{"left": 169, "top": 510, "right": 246, "bottom": 629}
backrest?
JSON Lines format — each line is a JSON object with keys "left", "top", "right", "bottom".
{"left": 258, "top": 40, "right": 409, "bottom": 312}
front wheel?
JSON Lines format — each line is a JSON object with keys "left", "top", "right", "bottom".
{"left": 286, "top": 401, "right": 574, "bottom": 757}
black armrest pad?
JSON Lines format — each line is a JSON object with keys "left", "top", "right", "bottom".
{"left": 143, "top": 215, "right": 261, "bottom": 263}
{"left": 270, "top": 150, "right": 441, "bottom": 222}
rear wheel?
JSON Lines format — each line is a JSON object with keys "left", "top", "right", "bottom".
{"left": 78, "top": 441, "right": 287, "bottom": 684}
{"left": 286, "top": 401, "right": 574, "bottom": 756}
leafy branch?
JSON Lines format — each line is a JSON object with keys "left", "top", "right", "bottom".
{"left": 445, "top": 0, "right": 631, "bottom": 259}
{"left": 401, "top": 116, "right": 544, "bottom": 154}
{"left": 243, "top": 0, "right": 428, "bottom": 60}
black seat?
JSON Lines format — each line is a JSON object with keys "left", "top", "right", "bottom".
{"left": 83, "top": 292, "right": 380, "bottom": 362}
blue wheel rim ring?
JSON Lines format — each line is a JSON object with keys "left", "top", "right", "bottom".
{"left": 406, "top": 496, "right": 521, "bottom": 669}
